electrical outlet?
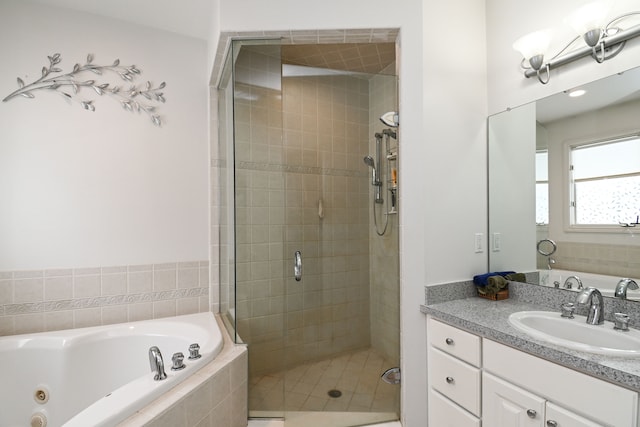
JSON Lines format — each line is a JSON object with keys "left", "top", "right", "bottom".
{"left": 492, "top": 232, "right": 501, "bottom": 252}
{"left": 474, "top": 233, "right": 483, "bottom": 253}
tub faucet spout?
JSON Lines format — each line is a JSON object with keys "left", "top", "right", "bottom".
{"left": 563, "top": 275, "right": 582, "bottom": 290}
{"left": 149, "top": 346, "right": 167, "bottom": 381}
{"left": 614, "top": 278, "right": 639, "bottom": 300}
{"left": 575, "top": 287, "right": 605, "bottom": 325}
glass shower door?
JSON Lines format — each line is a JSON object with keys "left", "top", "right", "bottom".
{"left": 228, "top": 40, "right": 287, "bottom": 419}
{"left": 219, "top": 38, "right": 401, "bottom": 425}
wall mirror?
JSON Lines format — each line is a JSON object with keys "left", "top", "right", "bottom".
{"left": 488, "top": 65, "right": 640, "bottom": 297}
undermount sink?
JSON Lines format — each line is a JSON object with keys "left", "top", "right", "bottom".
{"left": 508, "top": 311, "right": 640, "bottom": 357}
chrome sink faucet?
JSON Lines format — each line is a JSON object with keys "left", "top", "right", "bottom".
{"left": 149, "top": 346, "right": 167, "bottom": 381}
{"left": 614, "top": 278, "right": 639, "bottom": 300}
{"left": 563, "top": 275, "right": 583, "bottom": 290}
{"left": 575, "top": 287, "right": 604, "bottom": 325}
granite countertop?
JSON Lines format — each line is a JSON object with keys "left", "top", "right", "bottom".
{"left": 422, "top": 282, "right": 640, "bottom": 393}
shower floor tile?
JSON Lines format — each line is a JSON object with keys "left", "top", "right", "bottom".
{"left": 249, "top": 348, "right": 399, "bottom": 414}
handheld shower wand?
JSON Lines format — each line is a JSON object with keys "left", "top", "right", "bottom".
{"left": 363, "top": 155, "right": 377, "bottom": 185}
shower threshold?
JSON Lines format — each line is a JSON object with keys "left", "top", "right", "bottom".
{"left": 248, "top": 411, "right": 400, "bottom": 427}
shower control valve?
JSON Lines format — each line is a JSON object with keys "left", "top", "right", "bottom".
{"left": 188, "top": 343, "right": 202, "bottom": 360}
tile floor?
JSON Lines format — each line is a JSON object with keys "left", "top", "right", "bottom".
{"left": 249, "top": 348, "right": 400, "bottom": 415}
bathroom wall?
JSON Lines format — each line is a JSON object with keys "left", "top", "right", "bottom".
{"left": 0, "top": 261, "right": 209, "bottom": 336}
{"left": 211, "top": 1, "right": 488, "bottom": 424}
{"left": 368, "top": 64, "right": 399, "bottom": 363}
{"left": 487, "top": 0, "right": 640, "bottom": 115}
{"left": 0, "top": 1, "right": 210, "bottom": 333}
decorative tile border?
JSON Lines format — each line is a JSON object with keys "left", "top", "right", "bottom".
{"left": 236, "top": 160, "right": 366, "bottom": 177}
{"left": 3, "top": 287, "right": 208, "bottom": 315}
{"left": 0, "top": 261, "right": 211, "bottom": 336}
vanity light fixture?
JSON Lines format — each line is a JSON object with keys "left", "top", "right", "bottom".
{"left": 513, "top": 29, "right": 553, "bottom": 84}
{"left": 514, "top": 1, "right": 640, "bottom": 85}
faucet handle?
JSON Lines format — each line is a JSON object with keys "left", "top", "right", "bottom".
{"left": 560, "top": 302, "right": 575, "bottom": 319}
{"left": 614, "top": 313, "right": 630, "bottom": 331}
{"left": 171, "top": 352, "right": 186, "bottom": 370}
{"left": 188, "top": 343, "right": 202, "bottom": 360}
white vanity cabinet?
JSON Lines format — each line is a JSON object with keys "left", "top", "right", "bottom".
{"left": 484, "top": 339, "right": 638, "bottom": 427}
{"left": 427, "top": 317, "right": 481, "bottom": 426}
{"left": 484, "top": 372, "right": 602, "bottom": 427}
{"left": 426, "top": 316, "right": 639, "bottom": 427}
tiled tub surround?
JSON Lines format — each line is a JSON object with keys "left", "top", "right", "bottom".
{"left": 120, "top": 315, "right": 248, "bottom": 427}
{"left": 0, "top": 261, "right": 210, "bottom": 336}
{"left": 422, "top": 280, "right": 640, "bottom": 392}
{"left": 536, "top": 240, "right": 640, "bottom": 279}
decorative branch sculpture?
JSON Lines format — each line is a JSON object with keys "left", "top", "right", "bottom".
{"left": 3, "top": 53, "right": 166, "bottom": 126}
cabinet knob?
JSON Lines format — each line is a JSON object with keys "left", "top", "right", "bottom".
{"left": 445, "top": 376, "right": 454, "bottom": 384}
{"left": 526, "top": 409, "right": 537, "bottom": 418}
{"left": 546, "top": 421, "right": 558, "bottom": 427}
{"left": 445, "top": 338, "right": 454, "bottom": 345}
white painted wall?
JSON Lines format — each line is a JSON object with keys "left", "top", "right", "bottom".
{"left": 487, "top": 0, "right": 640, "bottom": 115}
{"left": 0, "top": 1, "right": 209, "bottom": 270}
{"left": 488, "top": 103, "right": 537, "bottom": 272}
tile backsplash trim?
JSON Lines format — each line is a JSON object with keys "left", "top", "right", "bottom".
{"left": 0, "top": 261, "right": 210, "bottom": 336}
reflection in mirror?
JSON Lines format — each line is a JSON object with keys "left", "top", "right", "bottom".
{"left": 488, "top": 66, "right": 640, "bottom": 301}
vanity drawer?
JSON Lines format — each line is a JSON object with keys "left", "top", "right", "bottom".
{"left": 428, "top": 346, "right": 481, "bottom": 416}
{"left": 428, "top": 317, "right": 481, "bottom": 367}
{"left": 429, "top": 389, "right": 480, "bottom": 427}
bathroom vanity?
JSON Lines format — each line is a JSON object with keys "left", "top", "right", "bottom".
{"left": 423, "top": 284, "right": 640, "bottom": 427}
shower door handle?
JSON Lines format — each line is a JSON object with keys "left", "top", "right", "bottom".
{"left": 294, "top": 251, "right": 302, "bottom": 281}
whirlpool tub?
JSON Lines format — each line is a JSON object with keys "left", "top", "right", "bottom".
{"left": 0, "top": 312, "right": 223, "bottom": 427}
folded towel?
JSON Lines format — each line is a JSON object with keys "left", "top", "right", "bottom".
{"left": 505, "top": 272, "right": 527, "bottom": 283}
{"left": 486, "top": 275, "right": 508, "bottom": 294}
{"left": 473, "top": 271, "right": 515, "bottom": 287}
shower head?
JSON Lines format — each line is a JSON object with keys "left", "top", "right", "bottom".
{"left": 380, "top": 111, "right": 399, "bottom": 128}
{"left": 363, "top": 155, "right": 378, "bottom": 186}
{"left": 363, "top": 155, "right": 375, "bottom": 168}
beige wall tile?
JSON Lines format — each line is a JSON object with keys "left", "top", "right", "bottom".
{"left": 14, "top": 278, "right": 44, "bottom": 303}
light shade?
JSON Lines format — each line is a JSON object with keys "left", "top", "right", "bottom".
{"left": 565, "top": 1, "right": 613, "bottom": 35}
{"left": 513, "top": 29, "right": 553, "bottom": 62}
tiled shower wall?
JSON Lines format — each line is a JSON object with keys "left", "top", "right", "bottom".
{"left": 0, "top": 261, "right": 210, "bottom": 336}
{"left": 368, "top": 63, "right": 399, "bottom": 363}
{"left": 232, "top": 47, "right": 372, "bottom": 376}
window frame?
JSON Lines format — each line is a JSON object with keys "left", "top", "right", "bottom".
{"left": 564, "top": 132, "right": 640, "bottom": 233}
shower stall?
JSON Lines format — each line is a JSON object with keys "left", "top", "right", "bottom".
{"left": 217, "top": 38, "right": 400, "bottom": 426}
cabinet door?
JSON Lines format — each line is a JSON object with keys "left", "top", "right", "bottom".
{"left": 429, "top": 389, "right": 480, "bottom": 427}
{"left": 483, "top": 372, "right": 545, "bottom": 427}
{"left": 546, "top": 402, "right": 605, "bottom": 427}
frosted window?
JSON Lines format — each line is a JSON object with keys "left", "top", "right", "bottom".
{"left": 571, "top": 136, "right": 640, "bottom": 225}
{"left": 536, "top": 151, "right": 548, "bottom": 225}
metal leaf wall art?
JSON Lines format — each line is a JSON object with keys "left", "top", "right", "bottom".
{"left": 2, "top": 53, "right": 166, "bottom": 126}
